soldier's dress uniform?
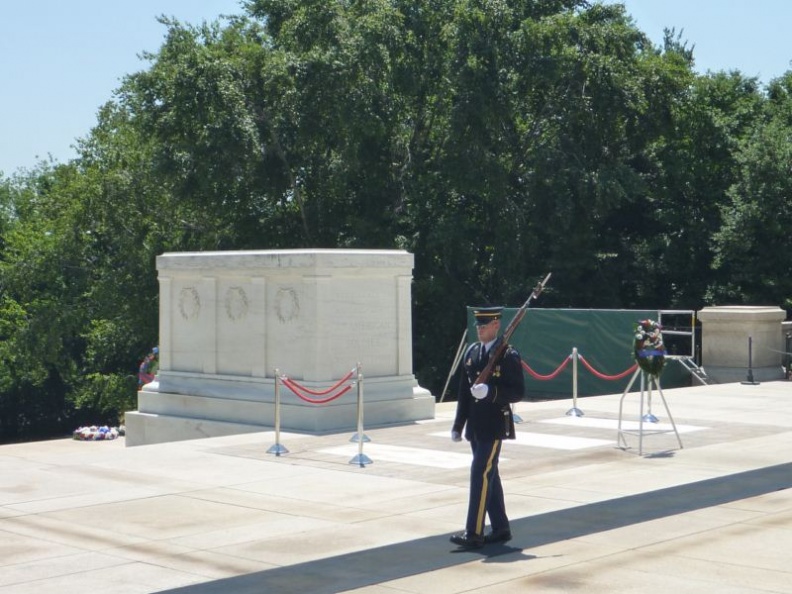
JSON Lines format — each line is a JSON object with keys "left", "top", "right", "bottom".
{"left": 450, "top": 307, "right": 525, "bottom": 549}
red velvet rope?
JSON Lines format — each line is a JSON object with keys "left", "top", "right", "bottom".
{"left": 521, "top": 354, "right": 637, "bottom": 382}
{"left": 281, "top": 377, "right": 353, "bottom": 404}
{"left": 578, "top": 355, "right": 637, "bottom": 380}
{"left": 281, "top": 370, "right": 355, "bottom": 396}
{"left": 521, "top": 356, "right": 571, "bottom": 380}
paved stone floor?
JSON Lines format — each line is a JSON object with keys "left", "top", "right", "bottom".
{"left": 1, "top": 380, "right": 791, "bottom": 593}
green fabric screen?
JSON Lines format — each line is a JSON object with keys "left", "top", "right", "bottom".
{"left": 465, "top": 308, "right": 690, "bottom": 398}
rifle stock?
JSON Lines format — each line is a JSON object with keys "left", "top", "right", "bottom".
{"left": 473, "top": 272, "right": 551, "bottom": 385}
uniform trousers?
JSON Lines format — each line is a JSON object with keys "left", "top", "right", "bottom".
{"left": 465, "top": 438, "right": 508, "bottom": 536}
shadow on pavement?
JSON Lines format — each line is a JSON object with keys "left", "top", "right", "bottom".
{"left": 156, "top": 463, "right": 792, "bottom": 594}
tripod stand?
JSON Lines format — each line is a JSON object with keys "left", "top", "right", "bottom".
{"left": 617, "top": 368, "right": 683, "bottom": 455}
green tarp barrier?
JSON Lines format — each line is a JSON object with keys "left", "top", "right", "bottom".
{"left": 465, "top": 308, "right": 690, "bottom": 398}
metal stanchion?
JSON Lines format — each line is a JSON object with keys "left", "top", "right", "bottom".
{"left": 267, "top": 369, "right": 289, "bottom": 456}
{"left": 349, "top": 363, "right": 372, "bottom": 466}
{"left": 741, "top": 336, "right": 760, "bottom": 385}
{"left": 642, "top": 373, "right": 659, "bottom": 423}
{"left": 566, "top": 348, "right": 584, "bottom": 417}
{"left": 349, "top": 362, "right": 370, "bottom": 444}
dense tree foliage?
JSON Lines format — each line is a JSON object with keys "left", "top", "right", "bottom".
{"left": 1, "top": 1, "right": 790, "bottom": 442}
{"left": 710, "top": 72, "right": 792, "bottom": 309}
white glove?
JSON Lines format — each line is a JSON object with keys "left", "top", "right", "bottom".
{"left": 451, "top": 430, "right": 462, "bottom": 442}
{"left": 471, "top": 383, "right": 489, "bottom": 400}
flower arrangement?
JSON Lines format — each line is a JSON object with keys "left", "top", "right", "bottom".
{"left": 634, "top": 319, "right": 666, "bottom": 376}
{"left": 72, "top": 425, "right": 121, "bottom": 441}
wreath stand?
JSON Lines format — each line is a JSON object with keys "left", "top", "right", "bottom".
{"left": 617, "top": 368, "right": 683, "bottom": 456}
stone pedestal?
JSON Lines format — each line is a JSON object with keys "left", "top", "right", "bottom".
{"left": 698, "top": 306, "right": 787, "bottom": 383}
{"left": 125, "top": 249, "right": 434, "bottom": 446}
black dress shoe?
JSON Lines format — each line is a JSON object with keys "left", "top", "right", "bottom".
{"left": 450, "top": 531, "right": 485, "bottom": 549}
{"left": 484, "top": 528, "right": 512, "bottom": 544}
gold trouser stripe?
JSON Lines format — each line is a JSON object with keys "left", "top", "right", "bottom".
{"left": 475, "top": 440, "right": 501, "bottom": 534}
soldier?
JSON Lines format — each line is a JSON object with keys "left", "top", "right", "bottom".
{"left": 450, "top": 306, "right": 525, "bottom": 549}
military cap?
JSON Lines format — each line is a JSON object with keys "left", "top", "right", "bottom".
{"left": 472, "top": 306, "right": 503, "bottom": 325}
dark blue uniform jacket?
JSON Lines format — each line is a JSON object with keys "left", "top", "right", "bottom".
{"left": 452, "top": 337, "right": 525, "bottom": 441}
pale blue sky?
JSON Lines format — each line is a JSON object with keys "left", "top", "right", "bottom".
{"left": 0, "top": 0, "right": 242, "bottom": 177}
{"left": 609, "top": 0, "right": 792, "bottom": 82}
{"left": 2, "top": 1, "right": 790, "bottom": 177}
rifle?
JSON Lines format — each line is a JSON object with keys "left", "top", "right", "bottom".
{"left": 474, "top": 272, "right": 552, "bottom": 385}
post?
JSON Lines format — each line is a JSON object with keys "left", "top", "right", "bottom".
{"left": 642, "top": 372, "right": 659, "bottom": 423}
{"left": 350, "top": 362, "right": 371, "bottom": 444}
{"left": 566, "top": 348, "right": 583, "bottom": 417}
{"left": 267, "top": 369, "right": 289, "bottom": 456}
{"left": 741, "top": 336, "right": 760, "bottom": 385}
{"left": 349, "top": 363, "right": 372, "bottom": 466}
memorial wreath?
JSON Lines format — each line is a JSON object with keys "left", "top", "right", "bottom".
{"left": 633, "top": 319, "right": 666, "bottom": 376}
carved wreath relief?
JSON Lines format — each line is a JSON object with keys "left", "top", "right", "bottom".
{"left": 178, "top": 287, "right": 201, "bottom": 320}
{"left": 224, "top": 286, "right": 249, "bottom": 321}
{"left": 275, "top": 287, "right": 299, "bottom": 323}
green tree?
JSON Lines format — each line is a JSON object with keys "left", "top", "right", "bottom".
{"left": 615, "top": 69, "right": 763, "bottom": 309}
{"left": 403, "top": 1, "right": 689, "bottom": 389}
{"left": 0, "top": 165, "right": 87, "bottom": 439}
{"left": 710, "top": 72, "right": 792, "bottom": 310}
{"left": 3, "top": 1, "right": 790, "bottom": 440}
